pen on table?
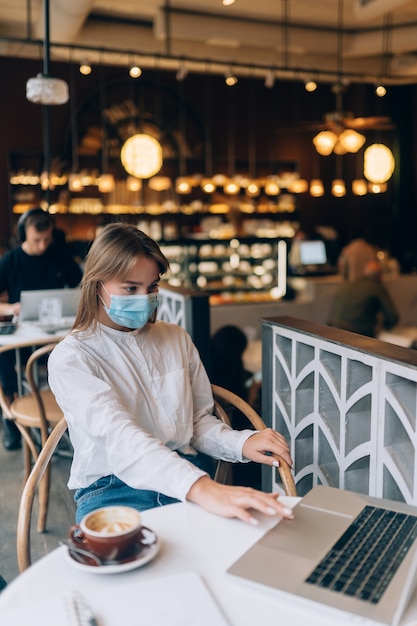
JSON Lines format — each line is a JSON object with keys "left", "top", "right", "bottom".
{"left": 65, "top": 590, "right": 100, "bottom": 626}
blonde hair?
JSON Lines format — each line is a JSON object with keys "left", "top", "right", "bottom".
{"left": 73, "top": 223, "right": 169, "bottom": 332}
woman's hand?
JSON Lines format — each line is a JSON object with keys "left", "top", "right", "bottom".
{"left": 242, "top": 428, "right": 293, "bottom": 468}
{"left": 186, "top": 476, "right": 294, "bottom": 525}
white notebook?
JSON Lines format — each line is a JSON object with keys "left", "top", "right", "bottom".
{"left": 1, "top": 571, "right": 230, "bottom": 626}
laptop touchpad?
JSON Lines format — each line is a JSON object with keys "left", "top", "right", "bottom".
{"left": 261, "top": 503, "right": 353, "bottom": 561}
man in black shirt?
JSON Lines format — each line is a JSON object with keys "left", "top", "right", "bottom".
{"left": 0, "top": 208, "right": 82, "bottom": 450}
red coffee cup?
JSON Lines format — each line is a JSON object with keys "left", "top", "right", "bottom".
{"left": 69, "top": 506, "right": 142, "bottom": 562}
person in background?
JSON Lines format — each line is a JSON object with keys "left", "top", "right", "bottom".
{"left": 328, "top": 260, "right": 399, "bottom": 338}
{"left": 48, "top": 223, "right": 294, "bottom": 526}
{"left": 211, "top": 325, "right": 262, "bottom": 488}
{"left": 337, "top": 229, "right": 378, "bottom": 282}
{"left": 0, "top": 207, "right": 82, "bottom": 450}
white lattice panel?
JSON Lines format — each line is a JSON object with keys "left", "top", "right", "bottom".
{"left": 262, "top": 319, "right": 417, "bottom": 505}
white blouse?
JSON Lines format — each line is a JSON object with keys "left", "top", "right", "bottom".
{"left": 48, "top": 321, "right": 253, "bottom": 501}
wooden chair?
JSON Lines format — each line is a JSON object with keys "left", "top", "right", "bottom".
{"left": 17, "top": 417, "right": 68, "bottom": 572}
{"left": 9, "top": 342, "right": 63, "bottom": 533}
{"left": 212, "top": 384, "right": 296, "bottom": 497}
{"left": 17, "top": 385, "right": 296, "bottom": 572}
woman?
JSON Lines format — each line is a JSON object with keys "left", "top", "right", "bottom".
{"left": 48, "top": 223, "right": 294, "bottom": 525}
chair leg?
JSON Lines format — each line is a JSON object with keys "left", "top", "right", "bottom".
{"left": 16, "top": 425, "right": 39, "bottom": 482}
{"left": 37, "top": 463, "right": 51, "bottom": 533}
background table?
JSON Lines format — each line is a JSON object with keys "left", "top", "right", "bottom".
{"left": 2, "top": 499, "right": 417, "bottom": 625}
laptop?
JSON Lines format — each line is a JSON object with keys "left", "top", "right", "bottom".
{"left": 19, "top": 288, "right": 81, "bottom": 332}
{"left": 227, "top": 485, "right": 417, "bottom": 626}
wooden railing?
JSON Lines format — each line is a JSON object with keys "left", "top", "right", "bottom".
{"left": 261, "top": 316, "right": 417, "bottom": 504}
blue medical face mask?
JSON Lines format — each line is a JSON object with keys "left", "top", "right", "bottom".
{"left": 99, "top": 283, "right": 158, "bottom": 329}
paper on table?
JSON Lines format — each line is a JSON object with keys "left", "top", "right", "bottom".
{"left": 0, "top": 571, "right": 230, "bottom": 626}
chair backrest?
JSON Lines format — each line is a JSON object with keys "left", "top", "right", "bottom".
{"left": 211, "top": 384, "right": 297, "bottom": 497}
{"left": 26, "top": 340, "right": 59, "bottom": 407}
{"left": 16, "top": 417, "right": 68, "bottom": 572}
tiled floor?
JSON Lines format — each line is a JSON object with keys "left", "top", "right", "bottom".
{"left": 0, "top": 421, "right": 75, "bottom": 586}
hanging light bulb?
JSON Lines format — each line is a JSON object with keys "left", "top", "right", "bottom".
{"left": 68, "top": 173, "right": 84, "bottom": 192}
{"left": 129, "top": 64, "right": 142, "bottom": 79}
{"left": 79, "top": 60, "right": 92, "bottom": 75}
{"left": 313, "top": 131, "right": 338, "bottom": 156}
{"left": 375, "top": 84, "right": 387, "bottom": 97}
{"left": 26, "top": 74, "right": 69, "bottom": 105}
{"left": 364, "top": 144, "right": 395, "bottom": 183}
{"left": 305, "top": 80, "right": 318, "bottom": 92}
{"left": 98, "top": 174, "right": 115, "bottom": 193}
{"left": 225, "top": 69, "right": 238, "bottom": 86}
{"left": 338, "top": 129, "right": 366, "bottom": 153}
{"left": 332, "top": 179, "right": 346, "bottom": 197}
{"left": 126, "top": 176, "right": 142, "bottom": 192}
{"left": 288, "top": 179, "right": 308, "bottom": 193}
{"left": 245, "top": 181, "right": 260, "bottom": 197}
{"left": 201, "top": 178, "right": 216, "bottom": 193}
{"left": 148, "top": 176, "right": 171, "bottom": 191}
{"left": 121, "top": 134, "right": 163, "bottom": 179}
{"left": 369, "top": 182, "right": 387, "bottom": 194}
{"left": 224, "top": 179, "right": 240, "bottom": 195}
{"left": 175, "top": 177, "right": 192, "bottom": 194}
{"left": 309, "top": 179, "right": 325, "bottom": 197}
{"left": 264, "top": 177, "right": 280, "bottom": 196}
{"left": 352, "top": 179, "right": 368, "bottom": 196}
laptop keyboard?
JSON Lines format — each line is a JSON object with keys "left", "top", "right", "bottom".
{"left": 305, "top": 505, "right": 417, "bottom": 603}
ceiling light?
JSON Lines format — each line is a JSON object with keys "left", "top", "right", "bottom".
{"left": 265, "top": 70, "right": 275, "bottom": 88}
{"left": 313, "top": 131, "right": 338, "bottom": 156}
{"left": 68, "top": 173, "right": 84, "bottom": 192}
{"left": 352, "top": 179, "right": 368, "bottom": 196}
{"left": 201, "top": 178, "right": 216, "bottom": 193}
{"left": 176, "top": 63, "right": 188, "bottom": 81}
{"left": 264, "top": 177, "right": 280, "bottom": 196}
{"left": 126, "top": 176, "right": 142, "bottom": 192}
{"left": 222, "top": 0, "right": 235, "bottom": 5}
{"left": 309, "top": 179, "right": 325, "bottom": 197}
{"left": 288, "top": 179, "right": 308, "bottom": 193}
{"left": 246, "top": 181, "right": 260, "bottom": 197}
{"left": 79, "top": 61, "right": 92, "bottom": 76}
{"left": 375, "top": 84, "right": 387, "bottom": 97}
{"left": 225, "top": 69, "right": 238, "bottom": 86}
{"left": 26, "top": 74, "right": 69, "bottom": 105}
{"left": 176, "top": 177, "right": 192, "bottom": 194}
{"left": 97, "top": 174, "right": 115, "bottom": 193}
{"left": 224, "top": 179, "right": 240, "bottom": 194}
{"left": 129, "top": 64, "right": 142, "bottom": 79}
{"left": 120, "top": 134, "right": 163, "bottom": 179}
{"left": 305, "top": 80, "right": 317, "bottom": 93}
{"left": 331, "top": 179, "right": 346, "bottom": 197}
{"left": 148, "top": 176, "right": 171, "bottom": 191}
{"left": 338, "top": 129, "right": 366, "bottom": 153}
{"left": 364, "top": 144, "right": 395, "bottom": 183}
{"left": 369, "top": 182, "right": 387, "bottom": 194}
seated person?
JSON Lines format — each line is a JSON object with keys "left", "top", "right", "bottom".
{"left": 48, "top": 223, "right": 294, "bottom": 525}
{"left": 211, "top": 325, "right": 262, "bottom": 488}
{"left": 328, "top": 260, "right": 399, "bottom": 338}
{"left": 0, "top": 207, "right": 82, "bottom": 450}
{"left": 337, "top": 229, "right": 378, "bottom": 282}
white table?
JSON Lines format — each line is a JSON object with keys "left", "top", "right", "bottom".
{"left": 2, "top": 499, "right": 417, "bottom": 625}
{"left": 0, "top": 322, "right": 69, "bottom": 396}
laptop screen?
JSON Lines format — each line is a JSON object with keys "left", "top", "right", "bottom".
{"left": 298, "top": 240, "right": 327, "bottom": 266}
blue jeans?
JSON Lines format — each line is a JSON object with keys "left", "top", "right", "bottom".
{"left": 74, "top": 451, "right": 214, "bottom": 523}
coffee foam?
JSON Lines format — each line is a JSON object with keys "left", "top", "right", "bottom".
{"left": 84, "top": 507, "right": 140, "bottom": 536}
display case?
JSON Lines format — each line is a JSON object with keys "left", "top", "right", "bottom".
{"left": 160, "top": 236, "right": 288, "bottom": 300}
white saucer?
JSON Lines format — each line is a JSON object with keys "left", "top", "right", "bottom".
{"left": 64, "top": 526, "right": 160, "bottom": 574}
